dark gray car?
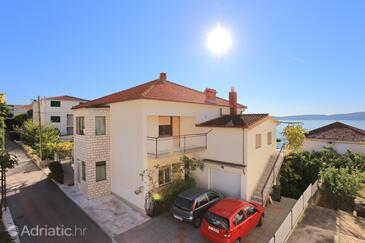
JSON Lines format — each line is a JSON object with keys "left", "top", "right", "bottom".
{"left": 170, "top": 188, "right": 223, "bottom": 227}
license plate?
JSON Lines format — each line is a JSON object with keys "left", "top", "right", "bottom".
{"left": 173, "top": 214, "right": 183, "bottom": 221}
{"left": 208, "top": 226, "right": 219, "bottom": 233}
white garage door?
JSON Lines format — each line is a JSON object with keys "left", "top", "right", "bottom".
{"left": 210, "top": 169, "right": 241, "bottom": 198}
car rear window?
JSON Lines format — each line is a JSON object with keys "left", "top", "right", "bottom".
{"left": 205, "top": 211, "right": 229, "bottom": 230}
{"left": 174, "top": 196, "right": 193, "bottom": 211}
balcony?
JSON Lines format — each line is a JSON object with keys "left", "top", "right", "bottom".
{"left": 147, "top": 130, "right": 212, "bottom": 159}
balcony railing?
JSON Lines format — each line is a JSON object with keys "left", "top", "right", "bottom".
{"left": 147, "top": 130, "right": 212, "bottom": 158}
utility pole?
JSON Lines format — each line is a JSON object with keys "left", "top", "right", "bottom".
{"left": 37, "top": 96, "right": 43, "bottom": 160}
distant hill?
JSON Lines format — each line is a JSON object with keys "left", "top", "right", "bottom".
{"left": 274, "top": 112, "right": 365, "bottom": 120}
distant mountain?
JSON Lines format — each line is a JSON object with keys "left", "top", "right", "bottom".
{"left": 274, "top": 112, "right": 365, "bottom": 120}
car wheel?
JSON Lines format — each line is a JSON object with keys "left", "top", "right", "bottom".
{"left": 234, "top": 238, "right": 241, "bottom": 243}
{"left": 193, "top": 218, "right": 201, "bottom": 228}
{"left": 258, "top": 215, "right": 263, "bottom": 227}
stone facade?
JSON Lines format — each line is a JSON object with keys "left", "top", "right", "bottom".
{"left": 73, "top": 107, "right": 111, "bottom": 198}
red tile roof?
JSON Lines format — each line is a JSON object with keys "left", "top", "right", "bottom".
{"left": 196, "top": 114, "right": 273, "bottom": 128}
{"left": 73, "top": 76, "right": 246, "bottom": 109}
{"left": 14, "top": 104, "right": 32, "bottom": 110}
{"left": 307, "top": 122, "right": 365, "bottom": 142}
{"left": 45, "top": 95, "right": 89, "bottom": 102}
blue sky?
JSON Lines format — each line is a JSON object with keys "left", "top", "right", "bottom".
{"left": 1, "top": 0, "right": 364, "bottom": 116}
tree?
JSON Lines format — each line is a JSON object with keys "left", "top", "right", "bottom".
{"left": 282, "top": 124, "right": 307, "bottom": 151}
{"left": 320, "top": 166, "right": 364, "bottom": 208}
{"left": 0, "top": 94, "right": 12, "bottom": 149}
{"left": 172, "top": 155, "right": 204, "bottom": 180}
{"left": 0, "top": 149, "right": 17, "bottom": 210}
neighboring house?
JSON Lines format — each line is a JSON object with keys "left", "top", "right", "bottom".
{"left": 33, "top": 95, "right": 89, "bottom": 136}
{"left": 7, "top": 104, "right": 32, "bottom": 117}
{"left": 302, "top": 121, "right": 365, "bottom": 154}
{"left": 72, "top": 73, "right": 282, "bottom": 210}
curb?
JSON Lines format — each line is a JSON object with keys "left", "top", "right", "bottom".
{"left": 2, "top": 207, "right": 21, "bottom": 243}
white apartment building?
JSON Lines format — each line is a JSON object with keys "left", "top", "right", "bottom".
{"left": 33, "top": 95, "right": 88, "bottom": 136}
{"left": 72, "top": 73, "right": 283, "bottom": 210}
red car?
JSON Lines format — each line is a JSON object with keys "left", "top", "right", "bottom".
{"left": 200, "top": 198, "right": 265, "bottom": 243}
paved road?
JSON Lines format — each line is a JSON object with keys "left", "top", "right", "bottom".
{"left": 6, "top": 139, "right": 112, "bottom": 243}
{"left": 115, "top": 197, "right": 297, "bottom": 243}
{"left": 287, "top": 205, "right": 365, "bottom": 243}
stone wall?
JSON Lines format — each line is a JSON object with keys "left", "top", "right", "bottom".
{"left": 73, "top": 107, "right": 111, "bottom": 198}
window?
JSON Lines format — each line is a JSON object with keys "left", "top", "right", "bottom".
{"left": 50, "top": 116, "right": 60, "bottom": 123}
{"left": 159, "top": 116, "right": 172, "bottom": 137}
{"left": 158, "top": 166, "right": 172, "bottom": 186}
{"left": 207, "top": 192, "right": 219, "bottom": 201}
{"left": 267, "top": 132, "right": 272, "bottom": 145}
{"left": 50, "top": 100, "right": 61, "bottom": 107}
{"left": 205, "top": 211, "right": 229, "bottom": 230}
{"left": 96, "top": 161, "right": 106, "bottom": 182}
{"left": 255, "top": 134, "right": 262, "bottom": 149}
{"left": 81, "top": 161, "right": 86, "bottom": 181}
{"left": 95, "top": 116, "right": 106, "bottom": 135}
{"left": 232, "top": 210, "right": 246, "bottom": 226}
{"left": 196, "top": 193, "right": 209, "bottom": 208}
{"left": 76, "top": 117, "right": 85, "bottom": 135}
{"left": 244, "top": 206, "right": 257, "bottom": 217}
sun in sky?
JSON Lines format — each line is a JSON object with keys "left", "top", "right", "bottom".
{"left": 206, "top": 24, "right": 232, "bottom": 55}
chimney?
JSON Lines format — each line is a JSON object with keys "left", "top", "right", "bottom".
{"left": 159, "top": 72, "right": 167, "bottom": 81}
{"left": 204, "top": 88, "right": 217, "bottom": 104}
{"left": 229, "top": 87, "right": 237, "bottom": 115}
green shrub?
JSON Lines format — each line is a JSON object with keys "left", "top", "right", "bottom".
{"left": 16, "top": 120, "right": 60, "bottom": 159}
{"left": 153, "top": 178, "right": 196, "bottom": 215}
{"left": 320, "top": 167, "right": 364, "bottom": 206}
{"left": 48, "top": 161, "right": 64, "bottom": 183}
{"left": 18, "top": 120, "right": 38, "bottom": 146}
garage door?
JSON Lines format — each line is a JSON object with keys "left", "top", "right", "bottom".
{"left": 210, "top": 169, "right": 241, "bottom": 198}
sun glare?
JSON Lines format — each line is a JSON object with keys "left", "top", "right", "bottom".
{"left": 206, "top": 25, "right": 232, "bottom": 55}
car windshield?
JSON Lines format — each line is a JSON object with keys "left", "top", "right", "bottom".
{"left": 205, "top": 211, "right": 229, "bottom": 230}
{"left": 174, "top": 196, "right": 193, "bottom": 211}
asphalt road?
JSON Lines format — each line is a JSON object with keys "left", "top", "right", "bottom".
{"left": 6, "top": 139, "right": 112, "bottom": 243}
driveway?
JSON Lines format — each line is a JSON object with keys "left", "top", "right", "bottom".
{"left": 287, "top": 205, "right": 365, "bottom": 243}
{"left": 6, "top": 139, "right": 112, "bottom": 243}
{"left": 114, "top": 197, "right": 296, "bottom": 243}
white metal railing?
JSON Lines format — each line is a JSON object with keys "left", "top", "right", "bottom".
{"left": 268, "top": 180, "right": 320, "bottom": 243}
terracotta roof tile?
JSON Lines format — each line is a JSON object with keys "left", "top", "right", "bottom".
{"left": 196, "top": 114, "right": 271, "bottom": 128}
{"left": 73, "top": 77, "right": 246, "bottom": 109}
{"left": 13, "top": 104, "right": 32, "bottom": 110}
{"left": 307, "top": 122, "right": 365, "bottom": 142}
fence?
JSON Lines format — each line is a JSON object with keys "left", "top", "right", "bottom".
{"left": 268, "top": 180, "right": 319, "bottom": 243}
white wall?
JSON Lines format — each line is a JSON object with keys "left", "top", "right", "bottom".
{"left": 196, "top": 128, "right": 244, "bottom": 165}
{"left": 110, "top": 100, "right": 147, "bottom": 209}
{"left": 245, "top": 119, "right": 277, "bottom": 200}
{"left": 302, "top": 139, "right": 365, "bottom": 154}
{"left": 33, "top": 98, "right": 82, "bottom": 135}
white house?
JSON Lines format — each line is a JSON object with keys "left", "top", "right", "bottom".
{"left": 302, "top": 121, "right": 365, "bottom": 154}
{"left": 72, "top": 73, "right": 283, "bottom": 210}
{"left": 33, "top": 95, "right": 88, "bottom": 136}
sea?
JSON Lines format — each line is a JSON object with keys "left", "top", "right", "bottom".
{"left": 276, "top": 120, "right": 365, "bottom": 142}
